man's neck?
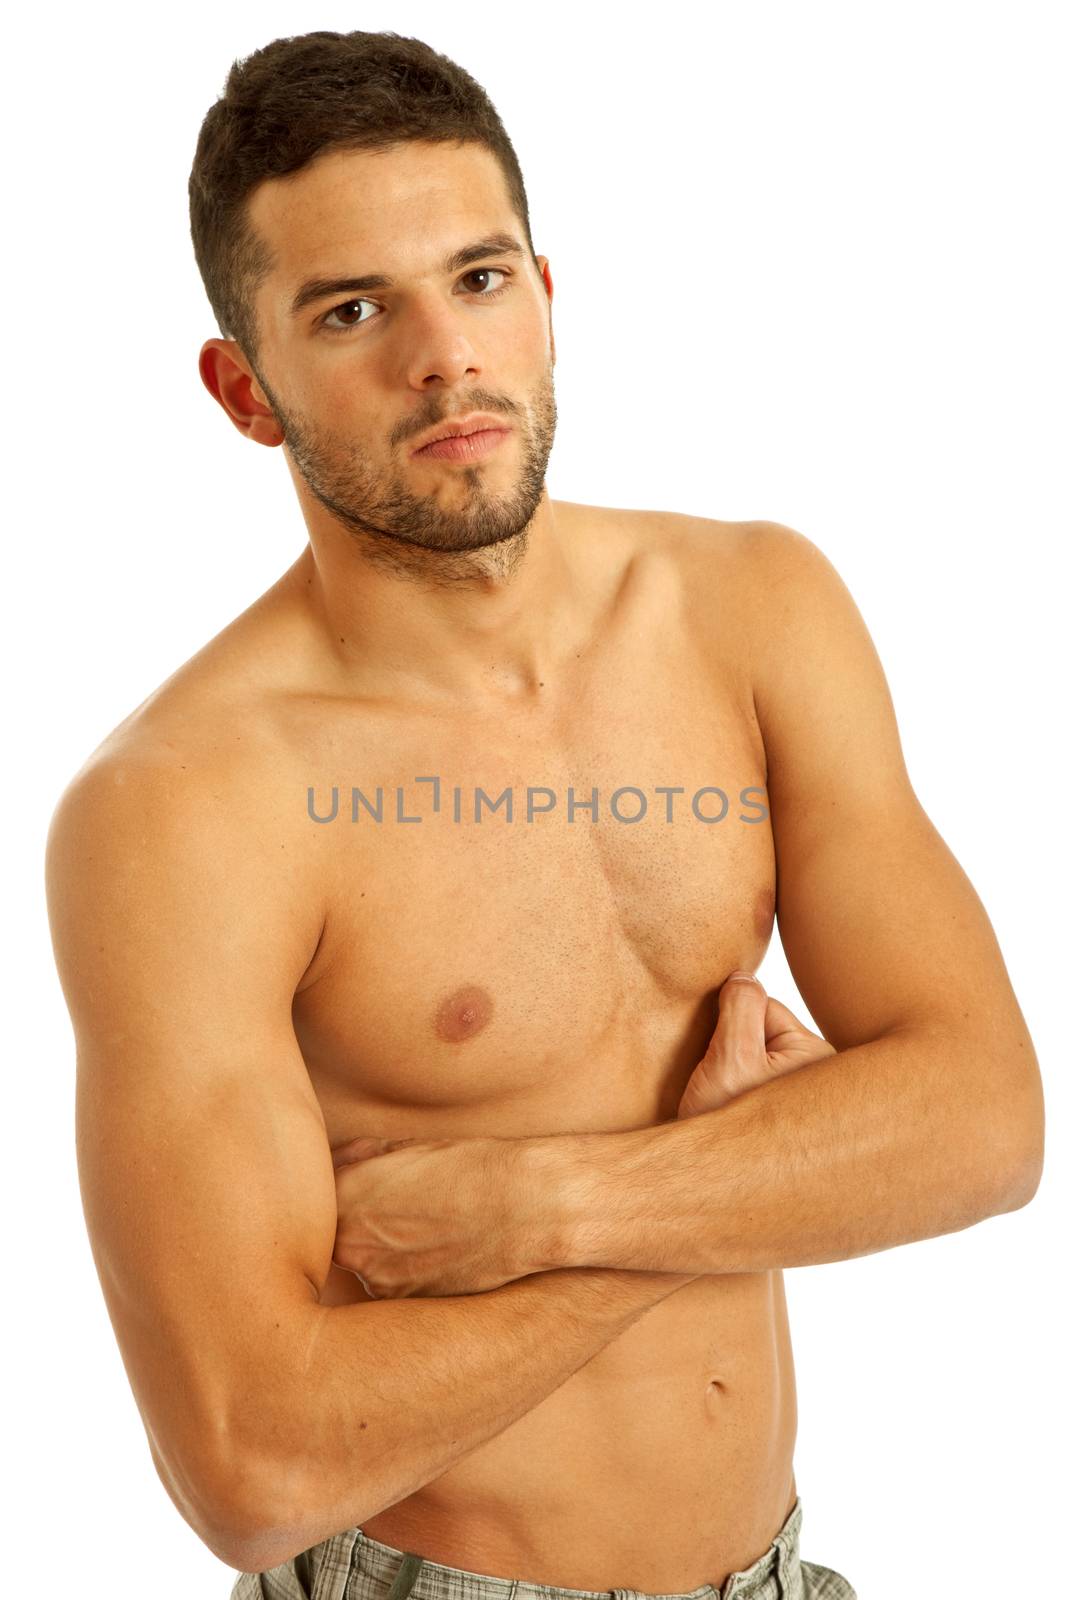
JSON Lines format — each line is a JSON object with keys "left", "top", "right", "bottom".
{"left": 288, "top": 497, "right": 591, "bottom": 707}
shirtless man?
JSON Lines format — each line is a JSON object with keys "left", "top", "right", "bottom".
{"left": 43, "top": 29, "right": 1043, "bottom": 1600}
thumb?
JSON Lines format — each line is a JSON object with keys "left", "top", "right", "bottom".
{"left": 710, "top": 970, "right": 769, "bottom": 1065}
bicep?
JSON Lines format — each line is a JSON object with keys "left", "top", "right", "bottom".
{"left": 745, "top": 521, "right": 1035, "bottom": 1063}
{"left": 46, "top": 752, "right": 336, "bottom": 1542}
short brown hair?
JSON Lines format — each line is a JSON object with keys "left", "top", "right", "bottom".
{"left": 188, "top": 29, "right": 537, "bottom": 370}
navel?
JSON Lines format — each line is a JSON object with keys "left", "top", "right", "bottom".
{"left": 703, "top": 1375, "right": 727, "bottom": 1417}
{"left": 434, "top": 983, "right": 494, "bottom": 1044}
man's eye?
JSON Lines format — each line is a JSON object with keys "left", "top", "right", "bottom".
{"left": 322, "top": 298, "right": 379, "bottom": 331}
{"left": 321, "top": 267, "right": 511, "bottom": 333}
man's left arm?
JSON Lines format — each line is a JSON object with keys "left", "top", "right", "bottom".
{"left": 535, "top": 520, "right": 1044, "bottom": 1276}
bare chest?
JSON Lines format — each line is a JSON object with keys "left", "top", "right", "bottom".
{"left": 291, "top": 543, "right": 775, "bottom": 1145}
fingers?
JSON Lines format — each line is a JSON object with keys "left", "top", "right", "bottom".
{"left": 763, "top": 995, "right": 812, "bottom": 1042}
{"left": 720, "top": 979, "right": 824, "bottom": 1051}
{"left": 762, "top": 996, "right": 838, "bottom": 1073}
{"left": 332, "top": 1137, "right": 389, "bottom": 1169}
{"left": 332, "top": 1136, "right": 424, "bottom": 1170}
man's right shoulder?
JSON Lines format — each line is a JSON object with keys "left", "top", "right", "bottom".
{"left": 50, "top": 693, "right": 263, "bottom": 840}
{"left": 44, "top": 660, "right": 307, "bottom": 933}
{"left": 59, "top": 552, "right": 310, "bottom": 806}
{"left": 45, "top": 705, "right": 325, "bottom": 1003}
{"left": 55, "top": 569, "right": 308, "bottom": 815}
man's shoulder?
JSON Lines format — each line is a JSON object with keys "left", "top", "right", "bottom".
{"left": 642, "top": 509, "right": 817, "bottom": 570}
{"left": 568, "top": 499, "right": 753, "bottom": 584}
{"left": 61, "top": 675, "right": 271, "bottom": 811}
{"left": 604, "top": 505, "right": 804, "bottom": 586}
{"left": 645, "top": 512, "right": 840, "bottom": 637}
{"left": 50, "top": 605, "right": 301, "bottom": 868}
{"left": 47, "top": 707, "right": 279, "bottom": 877}
{"left": 45, "top": 669, "right": 317, "bottom": 973}
{"left": 45, "top": 564, "right": 329, "bottom": 995}
{"left": 617, "top": 508, "right": 807, "bottom": 635}
{"left": 62, "top": 560, "right": 311, "bottom": 798}
{"left": 45, "top": 693, "right": 324, "bottom": 1038}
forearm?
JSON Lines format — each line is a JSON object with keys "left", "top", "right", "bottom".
{"left": 540, "top": 1024, "right": 1042, "bottom": 1276}
{"left": 223, "top": 1265, "right": 696, "bottom": 1571}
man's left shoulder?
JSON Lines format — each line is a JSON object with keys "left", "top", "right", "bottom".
{"left": 650, "top": 512, "right": 824, "bottom": 629}
{"left": 669, "top": 514, "right": 861, "bottom": 642}
{"left": 646, "top": 511, "right": 806, "bottom": 581}
{"left": 664, "top": 512, "right": 826, "bottom": 576}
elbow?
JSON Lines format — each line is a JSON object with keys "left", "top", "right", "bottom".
{"left": 200, "top": 1429, "right": 381, "bottom": 1575}
{"left": 1008, "top": 1057, "right": 1045, "bottom": 1209}
{"left": 198, "top": 1517, "right": 268, "bottom": 1576}
{"left": 989, "top": 1151, "right": 1042, "bottom": 1219}
{"left": 213, "top": 1518, "right": 348, "bottom": 1579}
{"left": 149, "top": 1307, "right": 360, "bottom": 1572}
{"left": 199, "top": 1452, "right": 324, "bottom": 1574}
{"left": 158, "top": 1455, "right": 280, "bottom": 1573}
{"left": 201, "top": 1501, "right": 304, "bottom": 1576}
{"left": 146, "top": 1429, "right": 280, "bottom": 1573}
{"left": 999, "top": 1133, "right": 1044, "bottom": 1213}
{"left": 209, "top": 1524, "right": 307, "bottom": 1578}
{"left": 983, "top": 1067, "right": 1045, "bottom": 1217}
{"left": 197, "top": 1307, "right": 381, "bottom": 1572}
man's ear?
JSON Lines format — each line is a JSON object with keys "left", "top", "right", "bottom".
{"left": 536, "top": 255, "right": 556, "bottom": 366}
{"left": 198, "top": 338, "right": 284, "bottom": 447}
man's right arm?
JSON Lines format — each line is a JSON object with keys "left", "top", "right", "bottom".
{"left": 45, "top": 745, "right": 695, "bottom": 1573}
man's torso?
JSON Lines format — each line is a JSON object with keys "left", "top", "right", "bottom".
{"left": 110, "top": 504, "right": 796, "bottom": 1592}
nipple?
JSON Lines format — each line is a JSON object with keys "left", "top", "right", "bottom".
{"left": 434, "top": 983, "right": 494, "bottom": 1044}
{"left": 753, "top": 883, "right": 777, "bottom": 941}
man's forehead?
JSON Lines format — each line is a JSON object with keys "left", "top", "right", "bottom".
{"left": 249, "top": 140, "right": 511, "bottom": 283}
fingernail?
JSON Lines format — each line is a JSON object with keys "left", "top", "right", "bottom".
{"left": 728, "top": 970, "right": 758, "bottom": 983}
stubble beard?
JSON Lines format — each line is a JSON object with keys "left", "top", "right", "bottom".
{"left": 260, "top": 366, "right": 559, "bottom": 585}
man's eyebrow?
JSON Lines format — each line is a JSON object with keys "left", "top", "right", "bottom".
{"left": 288, "top": 232, "right": 527, "bottom": 318}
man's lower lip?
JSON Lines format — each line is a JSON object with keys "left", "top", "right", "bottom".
{"left": 413, "top": 428, "right": 511, "bottom": 462}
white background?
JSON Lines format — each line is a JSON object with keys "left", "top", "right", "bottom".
{"left": 5, "top": 3, "right": 1063, "bottom": 1596}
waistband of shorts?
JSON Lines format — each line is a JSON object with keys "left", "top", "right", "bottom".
{"left": 342, "top": 1495, "right": 804, "bottom": 1600}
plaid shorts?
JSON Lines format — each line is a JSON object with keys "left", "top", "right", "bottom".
{"left": 229, "top": 1495, "right": 857, "bottom": 1600}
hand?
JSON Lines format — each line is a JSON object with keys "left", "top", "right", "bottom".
{"left": 330, "top": 1133, "right": 544, "bottom": 1299}
{"left": 676, "top": 971, "right": 837, "bottom": 1119}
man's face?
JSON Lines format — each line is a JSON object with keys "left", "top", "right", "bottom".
{"left": 243, "top": 139, "right": 557, "bottom": 557}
